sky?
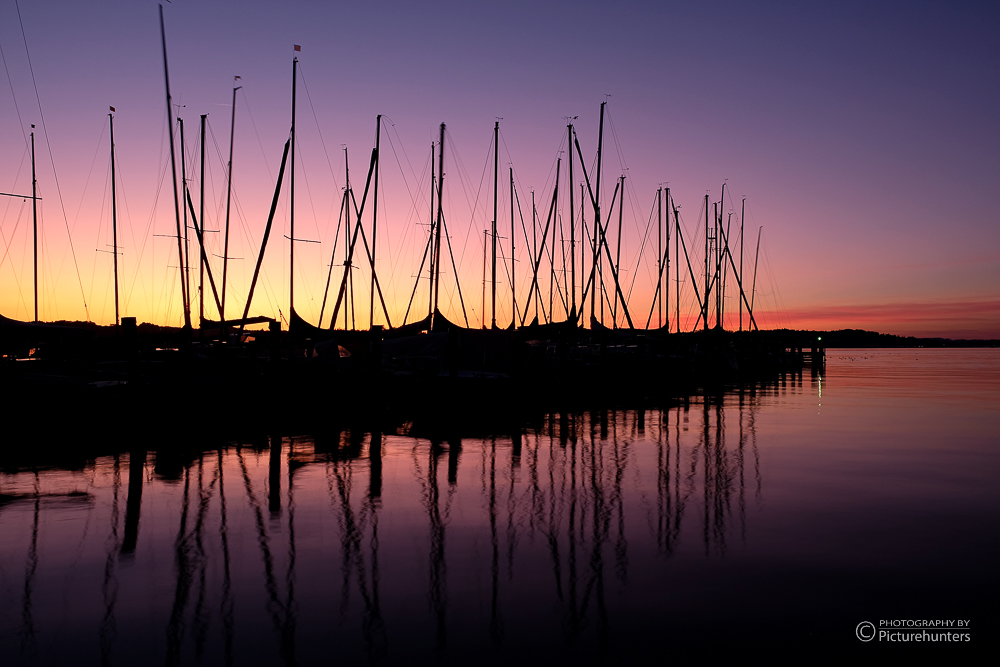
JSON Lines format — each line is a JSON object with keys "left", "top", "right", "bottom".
{"left": 1, "top": 0, "right": 998, "bottom": 337}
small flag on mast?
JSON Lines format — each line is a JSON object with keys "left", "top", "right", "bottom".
{"left": 110, "top": 106, "right": 115, "bottom": 112}
{"left": 294, "top": 44, "right": 301, "bottom": 51}
{"left": 234, "top": 75, "right": 241, "bottom": 81}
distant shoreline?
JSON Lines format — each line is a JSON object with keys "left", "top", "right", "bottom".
{"left": 25, "top": 319, "right": 999, "bottom": 348}
{"left": 771, "top": 328, "right": 998, "bottom": 348}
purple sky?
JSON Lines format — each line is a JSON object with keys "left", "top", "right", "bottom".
{"left": 1, "top": 1, "right": 997, "bottom": 336}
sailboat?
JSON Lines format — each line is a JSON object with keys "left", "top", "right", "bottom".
{"left": 0, "top": 124, "right": 96, "bottom": 355}
{"left": 287, "top": 60, "right": 393, "bottom": 348}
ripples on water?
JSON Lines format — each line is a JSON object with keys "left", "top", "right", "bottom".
{"left": 1, "top": 349, "right": 996, "bottom": 664}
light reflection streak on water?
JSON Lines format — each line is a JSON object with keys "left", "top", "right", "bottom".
{"left": 0, "top": 398, "right": 764, "bottom": 664}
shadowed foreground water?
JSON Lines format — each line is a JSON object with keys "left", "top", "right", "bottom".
{"left": 1, "top": 349, "right": 997, "bottom": 664}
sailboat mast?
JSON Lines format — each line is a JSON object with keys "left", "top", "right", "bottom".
{"left": 370, "top": 115, "right": 381, "bottom": 329}
{"left": 657, "top": 187, "right": 662, "bottom": 328}
{"left": 613, "top": 174, "right": 623, "bottom": 325}
{"left": 428, "top": 142, "right": 435, "bottom": 318}
{"left": 31, "top": 129, "right": 37, "bottom": 322}
{"left": 482, "top": 228, "right": 487, "bottom": 327}
{"left": 723, "top": 211, "right": 732, "bottom": 327}
{"left": 222, "top": 83, "right": 240, "bottom": 322}
{"left": 531, "top": 190, "right": 537, "bottom": 320}
{"left": 549, "top": 221, "right": 554, "bottom": 322}
{"left": 580, "top": 182, "right": 585, "bottom": 321}
{"left": 510, "top": 166, "right": 515, "bottom": 328}
{"left": 110, "top": 111, "right": 120, "bottom": 329}
{"left": 717, "top": 182, "right": 725, "bottom": 329}
{"left": 491, "top": 120, "right": 498, "bottom": 329}
{"left": 674, "top": 196, "right": 680, "bottom": 333}
{"left": 554, "top": 159, "right": 561, "bottom": 321}
{"left": 180, "top": 117, "right": 191, "bottom": 321}
{"left": 344, "top": 147, "right": 351, "bottom": 330}
{"left": 559, "top": 205, "right": 568, "bottom": 320}
{"left": 713, "top": 201, "right": 719, "bottom": 328}
{"left": 568, "top": 123, "right": 575, "bottom": 318}
{"left": 433, "top": 124, "right": 445, "bottom": 317}
{"left": 199, "top": 114, "right": 206, "bottom": 326}
{"left": 159, "top": 4, "right": 191, "bottom": 329}
{"left": 740, "top": 197, "right": 745, "bottom": 331}
{"left": 716, "top": 210, "right": 755, "bottom": 333}
{"left": 703, "top": 193, "right": 709, "bottom": 331}
{"left": 591, "top": 102, "right": 605, "bottom": 326}
{"left": 550, "top": 159, "right": 561, "bottom": 322}
{"left": 665, "top": 187, "right": 670, "bottom": 331}
{"left": 289, "top": 54, "right": 297, "bottom": 321}
{"left": 350, "top": 154, "right": 357, "bottom": 330}
{"left": 318, "top": 190, "right": 345, "bottom": 326}
{"left": 751, "top": 226, "right": 761, "bottom": 328}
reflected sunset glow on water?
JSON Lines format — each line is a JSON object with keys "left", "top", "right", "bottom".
{"left": 1, "top": 349, "right": 996, "bottom": 663}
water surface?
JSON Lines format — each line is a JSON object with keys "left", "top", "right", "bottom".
{"left": 1, "top": 349, "right": 997, "bottom": 664}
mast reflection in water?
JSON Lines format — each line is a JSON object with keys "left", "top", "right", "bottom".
{"left": 1, "top": 350, "right": 997, "bottom": 663}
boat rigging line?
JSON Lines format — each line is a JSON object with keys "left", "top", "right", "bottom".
{"left": 13, "top": 0, "right": 89, "bottom": 320}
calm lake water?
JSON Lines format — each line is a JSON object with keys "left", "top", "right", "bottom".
{"left": 2, "top": 349, "right": 997, "bottom": 664}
